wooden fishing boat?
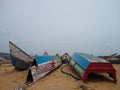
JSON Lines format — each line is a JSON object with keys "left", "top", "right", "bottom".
{"left": 9, "top": 41, "right": 33, "bottom": 70}
{"left": 99, "top": 53, "right": 120, "bottom": 64}
{"left": 26, "top": 55, "right": 61, "bottom": 85}
{"left": 70, "top": 53, "right": 117, "bottom": 83}
{"left": 60, "top": 53, "right": 71, "bottom": 64}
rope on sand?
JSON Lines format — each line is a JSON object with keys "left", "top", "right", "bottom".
{"left": 60, "top": 60, "right": 80, "bottom": 80}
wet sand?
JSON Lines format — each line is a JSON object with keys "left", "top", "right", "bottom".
{"left": 0, "top": 63, "right": 120, "bottom": 90}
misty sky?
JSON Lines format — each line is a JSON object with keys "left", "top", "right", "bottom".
{"left": 0, "top": 0, "right": 120, "bottom": 55}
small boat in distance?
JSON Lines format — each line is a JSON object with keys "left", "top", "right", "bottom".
{"left": 9, "top": 41, "right": 33, "bottom": 70}
{"left": 98, "top": 53, "right": 120, "bottom": 64}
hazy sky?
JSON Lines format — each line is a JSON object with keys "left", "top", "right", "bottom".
{"left": 0, "top": 0, "right": 120, "bottom": 55}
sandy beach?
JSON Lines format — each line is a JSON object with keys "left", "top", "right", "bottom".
{"left": 0, "top": 63, "right": 120, "bottom": 90}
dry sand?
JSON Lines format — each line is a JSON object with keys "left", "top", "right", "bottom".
{"left": 0, "top": 63, "right": 120, "bottom": 90}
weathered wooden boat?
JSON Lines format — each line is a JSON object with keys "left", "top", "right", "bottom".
{"left": 60, "top": 53, "right": 71, "bottom": 64}
{"left": 99, "top": 53, "right": 120, "bottom": 64}
{"left": 70, "top": 53, "right": 117, "bottom": 83}
{"left": 26, "top": 55, "right": 61, "bottom": 85}
{"left": 9, "top": 41, "right": 33, "bottom": 70}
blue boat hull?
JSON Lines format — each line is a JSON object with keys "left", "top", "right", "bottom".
{"left": 10, "top": 55, "right": 31, "bottom": 70}
{"left": 9, "top": 41, "right": 33, "bottom": 70}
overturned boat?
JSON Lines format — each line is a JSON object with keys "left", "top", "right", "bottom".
{"left": 70, "top": 53, "right": 117, "bottom": 83}
{"left": 9, "top": 41, "right": 33, "bottom": 70}
{"left": 26, "top": 55, "right": 61, "bottom": 85}
{"left": 60, "top": 53, "right": 72, "bottom": 64}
